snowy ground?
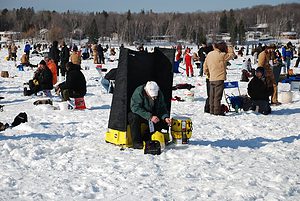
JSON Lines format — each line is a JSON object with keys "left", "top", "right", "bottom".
{"left": 0, "top": 45, "right": 300, "bottom": 201}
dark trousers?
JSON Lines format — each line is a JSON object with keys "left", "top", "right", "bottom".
{"left": 128, "top": 112, "right": 166, "bottom": 145}
{"left": 295, "top": 57, "right": 300, "bottom": 67}
{"left": 204, "top": 78, "right": 210, "bottom": 113}
{"left": 61, "top": 61, "right": 68, "bottom": 76}
{"left": 61, "top": 89, "right": 83, "bottom": 101}
{"left": 199, "top": 61, "right": 204, "bottom": 76}
{"left": 25, "top": 51, "right": 30, "bottom": 58}
{"left": 209, "top": 80, "right": 224, "bottom": 115}
{"left": 54, "top": 61, "right": 59, "bottom": 76}
{"left": 99, "top": 54, "right": 105, "bottom": 64}
{"left": 252, "top": 100, "right": 271, "bottom": 115}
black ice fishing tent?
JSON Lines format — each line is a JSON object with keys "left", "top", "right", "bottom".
{"left": 108, "top": 47, "right": 175, "bottom": 132}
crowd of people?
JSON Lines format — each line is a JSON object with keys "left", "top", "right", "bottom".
{"left": 8, "top": 40, "right": 119, "bottom": 103}
{"left": 173, "top": 40, "right": 299, "bottom": 116}
{"left": 2, "top": 39, "right": 299, "bottom": 149}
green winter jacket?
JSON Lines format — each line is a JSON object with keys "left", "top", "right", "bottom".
{"left": 130, "top": 85, "right": 169, "bottom": 121}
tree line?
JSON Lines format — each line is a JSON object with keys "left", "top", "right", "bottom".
{"left": 0, "top": 3, "right": 299, "bottom": 44}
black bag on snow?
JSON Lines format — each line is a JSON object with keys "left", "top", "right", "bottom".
{"left": 172, "top": 83, "right": 195, "bottom": 90}
{"left": 11, "top": 112, "right": 28, "bottom": 127}
{"left": 144, "top": 140, "right": 161, "bottom": 155}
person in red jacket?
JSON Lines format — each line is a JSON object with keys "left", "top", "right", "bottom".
{"left": 184, "top": 48, "right": 193, "bottom": 77}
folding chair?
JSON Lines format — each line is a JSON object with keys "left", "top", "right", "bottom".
{"left": 223, "top": 81, "right": 241, "bottom": 112}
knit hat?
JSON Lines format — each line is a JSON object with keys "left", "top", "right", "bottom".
{"left": 256, "top": 67, "right": 265, "bottom": 76}
{"left": 39, "top": 60, "right": 46, "bottom": 66}
{"left": 144, "top": 81, "right": 159, "bottom": 97}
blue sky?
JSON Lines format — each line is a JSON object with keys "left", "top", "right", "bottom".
{"left": 0, "top": 0, "right": 298, "bottom": 13}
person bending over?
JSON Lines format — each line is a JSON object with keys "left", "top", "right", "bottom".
{"left": 128, "top": 81, "right": 171, "bottom": 149}
{"left": 56, "top": 62, "right": 86, "bottom": 101}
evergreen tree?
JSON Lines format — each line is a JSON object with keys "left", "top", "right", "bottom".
{"left": 126, "top": 10, "right": 132, "bottom": 42}
{"left": 286, "top": 20, "right": 292, "bottom": 31}
{"left": 219, "top": 10, "right": 227, "bottom": 33}
{"left": 102, "top": 10, "right": 109, "bottom": 36}
{"left": 87, "top": 18, "right": 99, "bottom": 43}
{"left": 238, "top": 20, "right": 246, "bottom": 44}
{"left": 228, "top": 9, "right": 238, "bottom": 44}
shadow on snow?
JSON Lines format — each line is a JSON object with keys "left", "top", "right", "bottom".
{"left": 190, "top": 134, "right": 300, "bottom": 149}
{"left": 0, "top": 133, "right": 64, "bottom": 141}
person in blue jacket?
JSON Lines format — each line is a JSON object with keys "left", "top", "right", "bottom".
{"left": 282, "top": 41, "right": 294, "bottom": 74}
{"left": 24, "top": 42, "right": 31, "bottom": 58}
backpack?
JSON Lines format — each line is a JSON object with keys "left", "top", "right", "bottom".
{"left": 11, "top": 112, "right": 28, "bottom": 127}
{"left": 144, "top": 140, "right": 161, "bottom": 155}
{"left": 241, "top": 95, "right": 253, "bottom": 111}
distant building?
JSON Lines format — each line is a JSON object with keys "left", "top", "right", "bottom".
{"left": 206, "top": 33, "right": 231, "bottom": 44}
{"left": 39, "top": 29, "right": 49, "bottom": 41}
{"left": 280, "top": 32, "right": 297, "bottom": 40}
{"left": 245, "top": 23, "right": 276, "bottom": 45}
{"left": 245, "top": 31, "right": 262, "bottom": 41}
{"left": 249, "top": 23, "right": 269, "bottom": 33}
{"left": 0, "top": 31, "right": 21, "bottom": 44}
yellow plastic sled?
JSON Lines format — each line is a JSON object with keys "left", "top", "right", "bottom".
{"left": 105, "top": 124, "right": 170, "bottom": 148}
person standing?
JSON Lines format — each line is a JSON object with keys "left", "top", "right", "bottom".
{"left": 173, "top": 45, "right": 182, "bottom": 73}
{"left": 11, "top": 43, "right": 18, "bottom": 61}
{"left": 92, "top": 43, "right": 99, "bottom": 64}
{"left": 282, "top": 42, "right": 294, "bottom": 74}
{"left": 258, "top": 44, "right": 280, "bottom": 105}
{"left": 184, "top": 48, "right": 193, "bottom": 77}
{"left": 204, "top": 42, "right": 235, "bottom": 115}
{"left": 97, "top": 44, "right": 105, "bottom": 64}
{"left": 198, "top": 43, "right": 208, "bottom": 77}
{"left": 294, "top": 46, "right": 300, "bottom": 68}
{"left": 60, "top": 41, "right": 70, "bottom": 77}
{"left": 49, "top": 41, "right": 60, "bottom": 76}
{"left": 24, "top": 42, "right": 31, "bottom": 58}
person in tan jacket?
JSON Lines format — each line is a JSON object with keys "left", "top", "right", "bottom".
{"left": 21, "top": 53, "right": 29, "bottom": 65}
{"left": 11, "top": 43, "right": 18, "bottom": 61}
{"left": 258, "top": 45, "right": 280, "bottom": 105}
{"left": 92, "top": 44, "right": 98, "bottom": 64}
{"left": 20, "top": 52, "right": 38, "bottom": 68}
{"left": 204, "top": 42, "right": 236, "bottom": 115}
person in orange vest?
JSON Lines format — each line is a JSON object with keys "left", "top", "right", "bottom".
{"left": 45, "top": 57, "right": 58, "bottom": 85}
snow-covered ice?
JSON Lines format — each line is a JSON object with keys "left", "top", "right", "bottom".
{"left": 0, "top": 45, "right": 300, "bottom": 200}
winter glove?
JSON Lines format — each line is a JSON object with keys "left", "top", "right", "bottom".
{"left": 33, "top": 79, "right": 39, "bottom": 86}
